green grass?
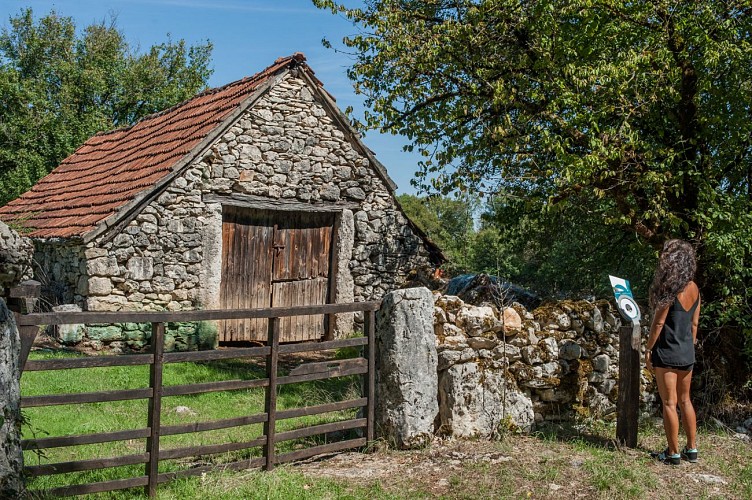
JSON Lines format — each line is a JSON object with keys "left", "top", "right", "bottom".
{"left": 21, "top": 350, "right": 363, "bottom": 497}
{"left": 20, "top": 352, "right": 752, "bottom": 499}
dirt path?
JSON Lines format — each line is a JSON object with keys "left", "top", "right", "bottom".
{"left": 294, "top": 427, "right": 750, "bottom": 499}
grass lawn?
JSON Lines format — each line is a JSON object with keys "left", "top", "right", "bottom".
{"left": 21, "top": 349, "right": 363, "bottom": 498}
{"left": 21, "top": 351, "right": 752, "bottom": 499}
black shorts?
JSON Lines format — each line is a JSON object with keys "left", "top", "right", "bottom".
{"left": 652, "top": 350, "right": 693, "bottom": 372}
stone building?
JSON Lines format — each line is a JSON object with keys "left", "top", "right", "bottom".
{"left": 0, "top": 54, "right": 442, "bottom": 349}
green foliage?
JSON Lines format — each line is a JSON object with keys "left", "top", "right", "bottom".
{"left": 478, "top": 195, "right": 657, "bottom": 299}
{"left": 318, "top": 0, "right": 752, "bottom": 343}
{"left": 0, "top": 8, "right": 213, "bottom": 205}
{"left": 397, "top": 193, "right": 477, "bottom": 273}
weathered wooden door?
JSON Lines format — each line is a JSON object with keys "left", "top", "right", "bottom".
{"left": 219, "top": 207, "right": 334, "bottom": 343}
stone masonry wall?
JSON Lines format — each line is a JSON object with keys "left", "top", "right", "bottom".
{"left": 39, "top": 73, "right": 433, "bottom": 349}
{"left": 434, "top": 292, "right": 654, "bottom": 436}
{"left": 33, "top": 241, "right": 85, "bottom": 307}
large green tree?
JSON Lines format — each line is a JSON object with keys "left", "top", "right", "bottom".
{"left": 0, "top": 9, "right": 213, "bottom": 205}
{"left": 317, "top": 0, "right": 752, "bottom": 327}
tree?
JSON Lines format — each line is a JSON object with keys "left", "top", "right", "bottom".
{"left": 317, "top": 1, "right": 752, "bottom": 328}
{"left": 0, "top": 9, "right": 213, "bottom": 205}
{"left": 397, "top": 193, "right": 477, "bottom": 273}
{"left": 477, "top": 194, "right": 656, "bottom": 299}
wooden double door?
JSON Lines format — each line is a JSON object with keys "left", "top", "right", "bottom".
{"left": 219, "top": 207, "right": 335, "bottom": 343}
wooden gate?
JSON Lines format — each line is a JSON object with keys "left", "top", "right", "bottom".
{"left": 219, "top": 207, "right": 335, "bottom": 343}
{"left": 13, "top": 299, "right": 378, "bottom": 498}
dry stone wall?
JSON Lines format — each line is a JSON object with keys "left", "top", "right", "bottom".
{"left": 33, "top": 242, "right": 85, "bottom": 306}
{"left": 434, "top": 292, "right": 654, "bottom": 436}
{"left": 0, "top": 222, "right": 33, "bottom": 291}
{"left": 38, "top": 73, "right": 433, "bottom": 350}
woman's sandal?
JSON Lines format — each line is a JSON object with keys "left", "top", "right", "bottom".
{"left": 651, "top": 448, "right": 681, "bottom": 465}
{"left": 681, "top": 447, "right": 698, "bottom": 463}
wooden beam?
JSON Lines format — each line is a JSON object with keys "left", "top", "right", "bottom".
{"left": 365, "top": 309, "right": 376, "bottom": 444}
{"left": 16, "top": 301, "right": 381, "bottom": 326}
{"left": 203, "top": 192, "right": 358, "bottom": 212}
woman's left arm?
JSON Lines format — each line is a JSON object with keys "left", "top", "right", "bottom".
{"left": 692, "top": 294, "right": 701, "bottom": 344}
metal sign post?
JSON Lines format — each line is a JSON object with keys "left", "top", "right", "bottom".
{"left": 610, "top": 276, "right": 641, "bottom": 448}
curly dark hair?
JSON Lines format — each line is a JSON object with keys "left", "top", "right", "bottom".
{"left": 649, "top": 239, "right": 697, "bottom": 311}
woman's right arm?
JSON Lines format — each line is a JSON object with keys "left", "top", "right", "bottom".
{"left": 645, "top": 305, "right": 669, "bottom": 371}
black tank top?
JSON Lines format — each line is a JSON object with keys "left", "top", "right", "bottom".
{"left": 652, "top": 295, "right": 699, "bottom": 366}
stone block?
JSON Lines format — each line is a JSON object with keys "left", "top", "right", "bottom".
{"left": 87, "top": 325, "right": 124, "bottom": 342}
{"left": 127, "top": 257, "right": 154, "bottom": 280}
{"left": 456, "top": 305, "right": 503, "bottom": 337}
{"left": 468, "top": 337, "right": 498, "bottom": 350}
{"left": 593, "top": 354, "right": 611, "bottom": 373}
{"left": 345, "top": 187, "right": 366, "bottom": 200}
{"left": 492, "top": 344, "right": 522, "bottom": 362}
{"left": 84, "top": 248, "right": 108, "bottom": 259}
{"left": 52, "top": 304, "right": 85, "bottom": 344}
{"left": 87, "top": 256, "right": 119, "bottom": 277}
{"left": 438, "top": 349, "right": 464, "bottom": 371}
{"left": 87, "top": 295, "right": 127, "bottom": 312}
{"left": 521, "top": 345, "right": 544, "bottom": 365}
{"left": 501, "top": 307, "right": 522, "bottom": 334}
{"left": 559, "top": 339, "right": 583, "bottom": 360}
{"left": 375, "top": 287, "right": 438, "bottom": 449}
{"left": 88, "top": 277, "right": 113, "bottom": 296}
{"left": 539, "top": 337, "right": 559, "bottom": 359}
{"left": 320, "top": 184, "right": 340, "bottom": 201}
{"left": 585, "top": 306, "right": 604, "bottom": 334}
{"left": 439, "top": 361, "right": 534, "bottom": 437}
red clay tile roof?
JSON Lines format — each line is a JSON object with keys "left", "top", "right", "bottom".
{"left": 0, "top": 54, "right": 306, "bottom": 239}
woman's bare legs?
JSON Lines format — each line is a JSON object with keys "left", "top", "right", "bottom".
{"left": 655, "top": 367, "right": 679, "bottom": 455}
{"left": 677, "top": 369, "right": 697, "bottom": 450}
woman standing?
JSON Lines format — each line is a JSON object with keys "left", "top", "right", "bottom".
{"left": 645, "top": 239, "right": 701, "bottom": 465}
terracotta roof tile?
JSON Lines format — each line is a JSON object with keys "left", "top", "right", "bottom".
{"left": 0, "top": 54, "right": 305, "bottom": 239}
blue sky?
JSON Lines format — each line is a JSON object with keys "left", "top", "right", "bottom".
{"left": 1, "top": 0, "right": 422, "bottom": 194}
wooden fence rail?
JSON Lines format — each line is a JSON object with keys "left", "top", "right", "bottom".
{"left": 17, "top": 302, "right": 379, "bottom": 498}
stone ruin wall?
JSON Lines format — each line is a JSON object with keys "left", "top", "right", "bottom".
{"left": 31, "top": 241, "right": 84, "bottom": 307}
{"left": 37, "top": 73, "right": 433, "bottom": 350}
{"left": 434, "top": 292, "right": 655, "bottom": 436}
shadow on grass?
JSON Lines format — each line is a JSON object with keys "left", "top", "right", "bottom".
{"left": 531, "top": 421, "right": 624, "bottom": 451}
{"left": 531, "top": 419, "right": 670, "bottom": 458}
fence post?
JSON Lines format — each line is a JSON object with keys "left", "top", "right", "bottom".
{"left": 8, "top": 280, "right": 41, "bottom": 373}
{"left": 145, "top": 322, "right": 165, "bottom": 497}
{"left": 264, "top": 317, "right": 280, "bottom": 471}
{"left": 616, "top": 322, "right": 641, "bottom": 447}
{"left": 364, "top": 309, "right": 376, "bottom": 444}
